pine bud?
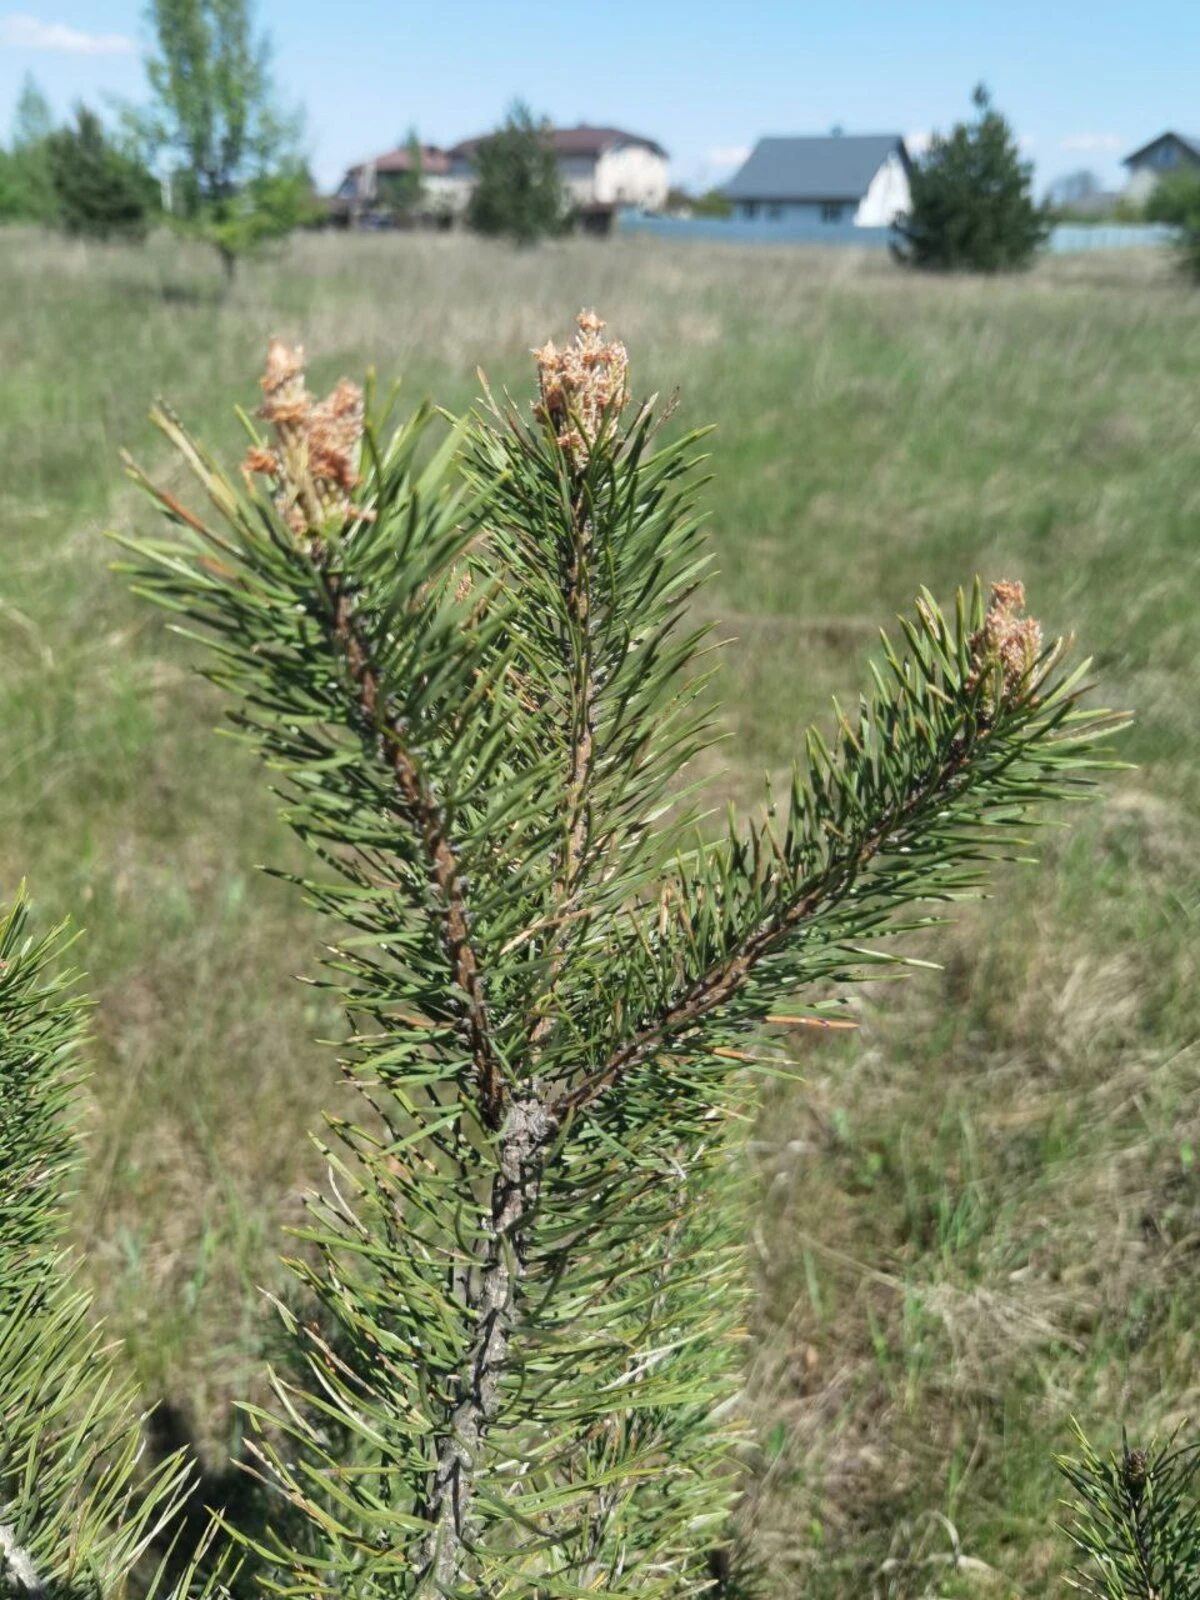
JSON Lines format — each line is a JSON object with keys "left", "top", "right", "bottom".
{"left": 533, "top": 309, "right": 629, "bottom": 465}
{"left": 242, "top": 339, "right": 365, "bottom": 538}
{"left": 968, "top": 579, "right": 1043, "bottom": 703}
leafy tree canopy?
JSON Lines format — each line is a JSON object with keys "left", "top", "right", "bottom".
{"left": 142, "top": 0, "right": 306, "bottom": 275}
{"left": 895, "top": 84, "right": 1049, "bottom": 272}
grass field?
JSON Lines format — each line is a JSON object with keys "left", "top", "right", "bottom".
{"left": 2, "top": 226, "right": 1198, "bottom": 1595}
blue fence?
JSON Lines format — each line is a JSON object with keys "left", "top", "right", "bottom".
{"left": 1045, "top": 223, "right": 1175, "bottom": 253}
{"left": 616, "top": 210, "right": 1176, "bottom": 255}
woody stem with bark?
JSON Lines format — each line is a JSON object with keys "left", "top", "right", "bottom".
{"left": 320, "top": 566, "right": 558, "bottom": 1591}
{"left": 414, "top": 484, "right": 600, "bottom": 1589}
{"left": 323, "top": 568, "right": 505, "bottom": 1131}
{"left": 529, "top": 487, "right": 596, "bottom": 1055}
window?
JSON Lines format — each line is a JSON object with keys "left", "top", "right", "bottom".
{"left": 767, "top": 204, "right": 784, "bottom": 220}
{"left": 820, "top": 202, "right": 844, "bottom": 223}
{"left": 741, "top": 201, "right": 759, "bottom": 220}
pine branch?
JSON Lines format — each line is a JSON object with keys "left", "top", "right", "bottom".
{"left": 321, "top": 563, "right": 504, "bottom": 1130}
{"left": 117, "top": 318, "right": 1125, "bottom": 1597}
{"left": 0, "top": 894, "right": 194, "bottom": 1597}
{"left": 1058, "top": 1422, "right": 1200, "bottom": 1598}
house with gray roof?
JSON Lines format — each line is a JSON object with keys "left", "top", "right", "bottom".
{"left": 723, "top": 133, "right": 912, "bottom": 228}
{"left": 1123, "top": 132, "right": 1200, "bottom": 203}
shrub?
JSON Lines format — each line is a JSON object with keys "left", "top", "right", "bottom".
{"left": 105, "top": 313, "right": 1124, "bottom": 1594}
{"left": 895, "top": 84, "right": 1049, "bottom": 271}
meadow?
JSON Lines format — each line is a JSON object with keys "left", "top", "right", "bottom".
{"left": 1, "top": 226, "right": 1197, "bottom": 1596}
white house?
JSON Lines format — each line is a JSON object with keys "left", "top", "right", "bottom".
{"left": 449, "top": 125, "right": 670, "bottom": 214}
{"left": 1122, "top": 132, "right": 1200, "bottom": 202}
{"left": 332, "top": 145, "right": 468, "bottom": 223}
{"left": 723, "top": 134, "right": 912, "bottom": 227}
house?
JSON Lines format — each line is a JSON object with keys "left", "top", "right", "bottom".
{"left": 723, "top": 133, "right": 911, "bottom": 227}
{"left": 1122, "top": 132, "right": 1200, "bottom": 202}
{"left": 449, "top": 124, "right": 670, "bottom": 214}
{"left": 330, "top": 144, "right": 466, "bottom": 225}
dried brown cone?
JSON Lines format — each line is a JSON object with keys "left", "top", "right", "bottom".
{"left": 242, "top": 339, "right": 365, "bottom": 538}
{"left": 968, "top": 579, "right": 1044, "bottom": 703}
{"left": 533, "top": 309, "right": 629, "bottom": 464}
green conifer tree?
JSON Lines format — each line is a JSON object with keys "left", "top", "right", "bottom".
{"left": 118, "top": 315, "right": 1122, "bottom": 1594}
{"left": 466, "top": 101, "right": 567, "bottom": 243}
{"left": 0, "top": 75, "right": 57, "bottom": 224}
{"left": 895, "top": 85, "right": 1049, "bottom": 271}
{"left": 1144, "top": 170, "right": 1200, "bottom": 282}
{"left": 45, "top": 106, "right": 160, "bottom": 241}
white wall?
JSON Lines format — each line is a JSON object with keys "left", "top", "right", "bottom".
{"left": 594, "top": 144, "right": 670, "bottom": 210}
{"left": 855, "top": 152, "right": 911, "bottom": 226}
{"left": 1124, "top": 167, "right": 1160, "bottom": 203}
{"left": 423, "top": 173, "right": 472, "bottom": 214}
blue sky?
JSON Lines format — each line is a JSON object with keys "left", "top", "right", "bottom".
{"left": 1, "top": 1, "right": 1195, "bottom": 193}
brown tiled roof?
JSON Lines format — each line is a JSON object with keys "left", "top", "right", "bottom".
{"left": 346, "top": 144, "right": 452, "bottom": 178}
{"left": 451, "top": 124, "right": 667, "bottom": 161}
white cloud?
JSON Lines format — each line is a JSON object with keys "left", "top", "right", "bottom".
{"left": 706, "top": 144, "right": 750, "bottom": 172}
{"left": 1059, "top": 132, "right": 1123, "bottom": 154}
{"left": 905, "top": 129, "right": 932, "bottom": 155}
{"left": 0, "top": 13, "right": 136, "bottom": 55}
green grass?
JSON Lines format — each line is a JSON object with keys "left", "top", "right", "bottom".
{"left": 2, "top": 225, "right": 1198, "bottom": 1594}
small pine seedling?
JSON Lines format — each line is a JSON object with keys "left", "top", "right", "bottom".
{"left": 117, "top": 312, "right": 1125, "bottom": 1596}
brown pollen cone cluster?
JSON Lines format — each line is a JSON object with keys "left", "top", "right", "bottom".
{"left": 969, "top": 579, "right": 1044, "bottom": 701}
{"left": 243, "top": 338, "right": 364, "bottom": 538}
{"left": 533, "top": 310, "right": 629, "bottom": 464}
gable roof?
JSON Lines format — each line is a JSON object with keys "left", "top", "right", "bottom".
{"left": 1123, "top": 131, "right": 1200, "bottom": 167}
{"left": 346, "top": 145, "right": 452, "bottom": 178}
{"left": 451, "top": 124, "right": 667, "bottom": 162}
{"left": 724, "top": 134, "right": 908, "bottom": 202}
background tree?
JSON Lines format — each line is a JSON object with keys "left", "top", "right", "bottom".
{"left": 467, "top": 99, "right": 567, "bottom": 243}
{"left": 0, "top": 74, "right": 57, "bottom": 223}
{"left": 377, "top": 126, "right": 425, "bottom": 221}
{"left": 684, "top": 186, "right": 733, "bottom": 218}
{"left": 45, "top": 106, "right": 160, "bottom": 241}
{"left": 1144, "top": 170, "right": 1200, "bottom": 282}
{"left": 895, "top": 85, "right": 1049, "bottom": 271}
{"left": 1045, "top": 167, "right": 1111, "bottom": 219}
{"left": 143, "top": 0, "right": 305, "bottom": 278}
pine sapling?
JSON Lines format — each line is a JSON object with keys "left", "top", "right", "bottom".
{"left": 119, "top": 312, "right": 1124, "bottom": 1596}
